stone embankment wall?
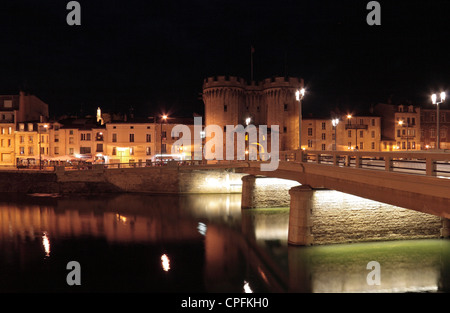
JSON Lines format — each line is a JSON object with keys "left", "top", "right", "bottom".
{"left": 0, "top": 167, "right": 246, "bottom": 194}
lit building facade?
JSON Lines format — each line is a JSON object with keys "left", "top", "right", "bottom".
{"left": 420, "top": 108, "right": 450, "bottom": 150}
{"left": 302, "top": 114, "right": 382, "bottom": 151}
{"left": 0, "top": 92, "right": 49, "bottom": 166}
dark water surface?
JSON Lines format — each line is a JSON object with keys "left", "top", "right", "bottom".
{"left": 0, "top": 192, "right": 449, "bottom": 293}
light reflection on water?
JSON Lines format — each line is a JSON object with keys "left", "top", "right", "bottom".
{"left": 0, "top": 192, "right": 449, "bottom": 293}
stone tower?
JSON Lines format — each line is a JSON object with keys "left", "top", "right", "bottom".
{"left": 202, "top": 75, "right": 304, "bottom": 158}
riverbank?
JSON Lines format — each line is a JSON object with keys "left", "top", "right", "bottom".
{"left": 0, "top": 167, "right": 246, "bottom": 194}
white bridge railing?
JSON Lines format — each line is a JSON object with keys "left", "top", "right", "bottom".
{"left": 279, "top": 150, "right": 450, "bottom": 177}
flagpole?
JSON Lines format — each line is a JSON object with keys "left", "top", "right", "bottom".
{"left": 250, "top": 46, "right": 254, "bottom": 82}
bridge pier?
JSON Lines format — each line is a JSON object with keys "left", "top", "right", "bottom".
{"left": 288, "top": 185, "right": 314, "bottom": 246}
{"left": 441, "top": 218, "right": 450, "bottom": 238}
{"left": 241, "top": 175, "right": 256, "bottom": 209}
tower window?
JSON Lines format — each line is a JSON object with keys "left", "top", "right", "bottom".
{"left": 224, "top": 105, "right": 227, "bottom": 112}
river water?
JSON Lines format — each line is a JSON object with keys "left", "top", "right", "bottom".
{"left": 0, "top": 191, "right": 449, "bottom": 293}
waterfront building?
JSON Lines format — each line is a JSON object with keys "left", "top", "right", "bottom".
{"left": 302, "top": 114, "right": 382, "bottom": 151}
{"left": 420, "top": 107, "right": 450, "bottom": 150}
{"left": 0, "top": 92, "right": 49, "bottom": 166}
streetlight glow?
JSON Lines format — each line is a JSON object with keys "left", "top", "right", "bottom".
{"left": 441, "top": 91, "right": 446, "bottom": 102}
{"left": 432, "top": 94, "right": 437, "bottom": 104}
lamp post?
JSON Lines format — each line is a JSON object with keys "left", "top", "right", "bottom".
{"left": 295, "top": 88, "right": 305, "bottom": 150}
{"left": 160, "top": 115, "right": 168, "bottom": 163}
{"left": 332, "top": 118, "right": 339, "bottom": 150}
{"left": 398, "top": 120, "right": 409, "bottom": 151}
{"left": 431, "top": 92, "right": 446, "bottom": 150}
{"left": 347, "top": 114, "right": 358, "bottom": 149}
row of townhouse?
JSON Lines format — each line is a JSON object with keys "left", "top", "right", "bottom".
{"left": 300, "top": 103, "right": 450, "bottom": 152}
{"left": 0, "top": 115, "right": 201, "bottom": 167}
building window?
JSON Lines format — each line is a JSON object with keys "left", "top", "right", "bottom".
{"left": 112, "top": 133, "right": 117, "bottom": 142}
{"left": 112, "top": 147, "right": 116, "bottom": 155}
{"left": 412, "top": 142, "right": 416, "bottom": 149}
{"left": 321, "top": 122, "right": 326, "bottom": 130}
{"left": 28, "top": 146, "right": 34, "bottom": 155}
{"left": 130, "top": 147, "right": 134, "bottom": 155}
{"left": 69, "top": 130, "right": 74, "bottom": 135}
{"left": 69, "top": 137, "right": 74, "bottom": 144}
{"left": 430, "top": 128, "right": 436, "bottom": 138}
{"left": 224, "top": 105, "right": 227, "bottom": 112}
{"left": 283, "top": 127, "right": 287, "bottom": 133}
{"left": 372, "top": 119, "right": 375, "bottom": 126}
{"left": 348, "top": 130, "right": 352, "bottom": 138}
{"left": 146, "top": 147, "right": 151, "bottom": 155}
{"left": 284, "top": 103, "right": 288, "bottom": 111}
{"left": 130, "top": 126, "right": 134, "bottom": 129}
{"left": 348, "top": 142, "right": 352, "bottom": 149}
{"left": 54, "top": 134, "right": 59, "bottom": 142}
{"left": 54, "top": 147, "right": 59, "bottom": 155}
{"left": 129, "top": 134, "right": 134, "bottom": 142}
{"left": 307, "top": 140, "right": 313, "bottom": 148}
{"left": 161, "top": 144, "right": 167, "bottom": 154}
{"left": 307, "top": 128, "right": 313, "bottom": 136}
{"left": 146, "top": 134, "right": 151, "bottom": 142}
{"left": 96, "top": 144, "right": 103, "bottom": 152}
{"left": 80, "top": 147, "right": 91, "bottom": 154}
{"left": 69, "top": 148, "right": 74, "bottom": 155}
{"left": 359, "top": 130, "right": 364, "bottom": 138}
{"left": 20, "top": 147, "right": 24, "bottom": 155}
{"left": 321, "top": 144, "right": 326, "bottom": 150}
{"left": 359, "top": 142, "right": 364, "bottom": 150}
{"left": 321, "top": 133, "right": 326, "bottom": 140}
{"left": 371, "top": 142, "right": 375, "bottom": 149}
{"left": 371, "top": 131, "right": 375, "bottom": 138}
{"left": 20, "top": 136, "right": 24, "bottom": 143}
{"left": 80, "top": 133, "right": 91, "bottom": 141}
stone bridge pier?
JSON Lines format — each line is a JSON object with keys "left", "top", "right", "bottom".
{"left": 241, "top": 174, "right": 314, "bottom": 245}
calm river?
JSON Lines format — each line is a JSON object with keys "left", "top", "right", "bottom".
{"left": 0, "top": 191, "right": 449, "bottom": 293}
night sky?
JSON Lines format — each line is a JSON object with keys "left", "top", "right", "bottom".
{"left": 0, "top": 0, "right": 449, "bottom": 119}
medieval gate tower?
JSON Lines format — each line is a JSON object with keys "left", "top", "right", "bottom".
{"left": 202, "top": 75, "right": 304, "bottom": 158}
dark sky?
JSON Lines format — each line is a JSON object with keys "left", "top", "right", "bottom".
{"left": 0, "top": 0, "right": 449, "bottom": 119}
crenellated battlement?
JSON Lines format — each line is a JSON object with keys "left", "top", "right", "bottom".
{"left": 262, "top": 76, "right": 303, "bottom": 89}
{"left": 203, "top": 76, "right": 302, "bottom": 91}
{"left": 203, "top": 76, "right": 247, "bottom": 89}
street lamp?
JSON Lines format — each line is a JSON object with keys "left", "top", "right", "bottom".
{"left": 332, "top": 118, "right": 339, "bottom": 150}
{"left": 398, "top": 120, "right": 409, "bottom": 151}
{"left": 295, "top": 88, "right": 305, "bottom": 150}
{"left": 160, "top": 115, "right": 168, "bottom": 163}
{"left": 431, "top": 92, "right": 446, "bottom": 150}
{"left": 346, "top": 114, "right": 357, "bottom": 149}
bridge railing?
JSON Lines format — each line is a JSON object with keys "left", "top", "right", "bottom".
{"left": 279, "top": 150, "right": 450, "bottom": 177}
